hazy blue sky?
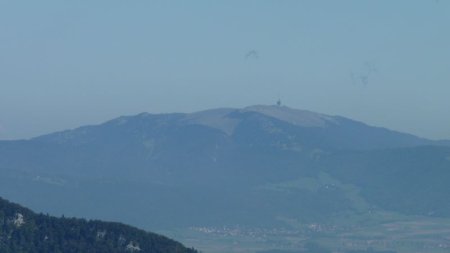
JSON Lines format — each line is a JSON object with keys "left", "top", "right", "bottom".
{"left": 1, "top": 1, "right": 449, "bottom": 140}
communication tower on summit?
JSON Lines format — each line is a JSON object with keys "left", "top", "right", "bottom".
{"left": 276, "top": 99, "right": 282, "bottom": 106}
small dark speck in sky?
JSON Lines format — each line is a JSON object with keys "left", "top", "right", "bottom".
{"left": 351, "top": 61, "right": 378, "bottom": 86}
{"left": 245, "top": 50, "right": 259, "bottom": 60}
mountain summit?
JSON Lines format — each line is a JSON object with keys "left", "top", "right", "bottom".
{"left": 184, "top": 105, "right": 335, "bottom": 135}
{"left": 0, "top": 105, "right": 449, "bottom": 239}
{"left": 36, "top": 105, "right": 435, "bottom": 151}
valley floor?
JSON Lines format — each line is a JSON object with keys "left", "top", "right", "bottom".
{"left": 162, "top": 214, "right": 450, "bottom": 253}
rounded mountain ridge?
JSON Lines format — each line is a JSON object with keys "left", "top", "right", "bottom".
{"left": 184, "top": 105, "right": 336, "bottom": 135}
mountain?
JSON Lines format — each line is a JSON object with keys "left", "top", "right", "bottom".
{"left": 34, "top": 105, "right": 437, "bottom": 151}
{"left": 0, "top": 105, "right": 449, "bottom": 253}
{"left": 0, "top": 196, "right": 197, "bottom": 253}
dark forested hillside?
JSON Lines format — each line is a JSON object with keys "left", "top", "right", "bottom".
{"left": 0, "top": 197, "right": 197, "bottom": 253}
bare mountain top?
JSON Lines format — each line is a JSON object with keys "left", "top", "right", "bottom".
{"left": 243, "top": 105, "right": 337, "bottom": 128}
{"left": 183, "top": 105, "right": 337, "bottom": 135}
{"left": 183, "top": 108, "right": 238, "bottom": 135}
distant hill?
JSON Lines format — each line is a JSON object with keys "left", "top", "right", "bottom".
{"left": 34, "top": 105, "right": 437, "bottom": 151}
{"left": 0, "top": 105, "right": 449, "bottom": 230}
{"left": 0, "top": 196, "right": 197, "bottom": 253}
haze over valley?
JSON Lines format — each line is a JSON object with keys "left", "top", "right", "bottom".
{"left": 1, "top": 1, "right": 449, "bottom": 252}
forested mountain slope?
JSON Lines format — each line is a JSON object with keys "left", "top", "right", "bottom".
{"left": 0, "top": 197, "right": 197, "bottom": 253}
